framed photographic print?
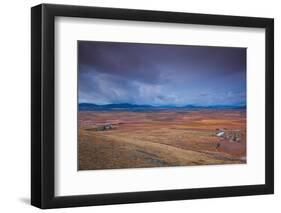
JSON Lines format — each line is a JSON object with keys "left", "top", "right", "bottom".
{"left": 31, "top": 4, "right": 274, "bottom": 209}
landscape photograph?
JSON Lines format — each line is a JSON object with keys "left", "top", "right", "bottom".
{"left": 78, "top": 41, "right": 246, "bottom": 170}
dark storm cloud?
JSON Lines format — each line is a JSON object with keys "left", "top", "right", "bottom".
{"left": 78, "top": 41, "right": 163, "bottom": 84}
{"left": 78, "top": 41, "right": 246, "bottom": 106}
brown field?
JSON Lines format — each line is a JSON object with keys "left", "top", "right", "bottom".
{"left": 78, "top": 109, "right": 246, "bottom": 170}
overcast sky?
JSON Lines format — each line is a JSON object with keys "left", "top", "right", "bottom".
{"left": 78, "top": 41, "right": 246, "bottom": 106}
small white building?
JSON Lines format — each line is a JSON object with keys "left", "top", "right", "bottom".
{"left": 216, "top": 131, "right": 225, "bottom": 137}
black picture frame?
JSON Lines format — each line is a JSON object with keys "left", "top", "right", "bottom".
{"left": 31, "top": 3, "right": 274, "bottom": 209}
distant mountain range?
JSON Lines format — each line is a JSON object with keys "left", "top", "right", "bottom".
{"left": 79, "top": 103, "right": 246, "bottom": 111}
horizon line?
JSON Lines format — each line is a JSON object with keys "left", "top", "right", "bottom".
{"left": 78, "top": 102, "right": 246, "bottom": 107}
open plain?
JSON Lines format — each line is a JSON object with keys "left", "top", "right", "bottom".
{"left": 78, "top": 109, "right": 246, "bottom": 170}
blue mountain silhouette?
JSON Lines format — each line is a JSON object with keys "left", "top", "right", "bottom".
{"left": 79, "top": 103, "right": 246, "bottom": 111}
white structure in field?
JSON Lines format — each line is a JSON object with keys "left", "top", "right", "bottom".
{"left": 216, "top": 131, "right": 225, "bottom": 137}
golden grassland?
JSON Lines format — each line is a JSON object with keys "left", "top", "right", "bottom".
{"left": 78, "top": 109, "right": 246, "bottom": 170}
